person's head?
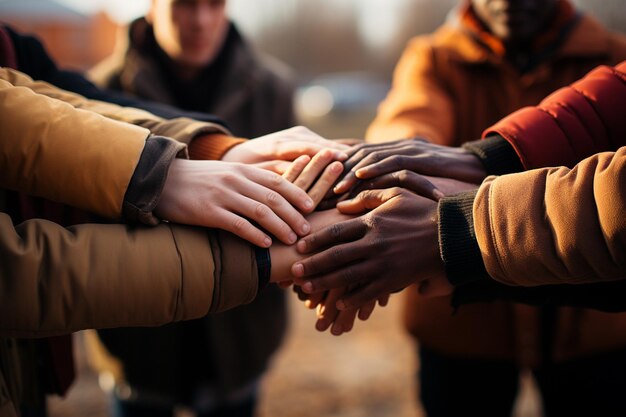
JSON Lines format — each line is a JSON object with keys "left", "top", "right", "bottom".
{"left": 147, "top": 0, "right": 229, "bottom": 71}
{"left": 470, "top": 0, "right": 560, "bottom": 43}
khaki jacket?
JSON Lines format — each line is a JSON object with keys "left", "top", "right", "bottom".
{"left": 0, "top": 68, "right": 257, "bottom": 416}
{"left": 365, "top": 14, "right": 626, "bottom": 364}
{"left": 87, "top": 19, "right": 294, "bottom": 402}
{"left": 476, "top": 148, "right": 626, "bottom": 288}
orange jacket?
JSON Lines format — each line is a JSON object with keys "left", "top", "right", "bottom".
{"left": 367, "top": 10, "right": 626, "bottom": 364}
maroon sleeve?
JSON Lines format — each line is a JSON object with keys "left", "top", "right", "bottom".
{"left": 483, "top": 61, "right": 626, "bottom": 169}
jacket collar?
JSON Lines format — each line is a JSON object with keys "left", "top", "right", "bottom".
{"left": 111, "top": 17, "right": 261, "bottom": 112}
{"left": 442, "top": 1, "right": 613, "bottom": 66}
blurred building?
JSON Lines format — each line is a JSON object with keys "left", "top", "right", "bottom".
{"left": 0, "top": 0, "right": 118, "bottom": 70}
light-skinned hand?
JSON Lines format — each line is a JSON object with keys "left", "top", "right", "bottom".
{"left": 221, "top": 126, "right": 349, "bottom": 164}
{"left": 155, "top": 158, "right": 315, "bottom": 248}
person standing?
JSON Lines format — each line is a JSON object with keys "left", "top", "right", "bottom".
{"left": 88, "top": 1, "right": 296, "bottom": 416}
{"left": 366, "top": 1, "right": 626, "bottom": 416}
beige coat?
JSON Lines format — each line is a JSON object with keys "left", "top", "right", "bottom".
{"left": 0, "top": 68, "right": 258, "bottom": 416}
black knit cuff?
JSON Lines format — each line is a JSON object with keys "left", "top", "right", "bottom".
{"left": 255, "top": 246, "right": 272, "bottom": 291}
{"left": 438, "top": 190, "right": 490, "bottom": 286}
{"left": 462, "top": 135, "right": 523, "bottom": 176}
{"left": 122, "top": 135, "right": 186, "bottom": 225}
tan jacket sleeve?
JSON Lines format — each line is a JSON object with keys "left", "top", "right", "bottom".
{"left": 0, "top": 67, "right": 230, "bottom": 146}
{"left": 365, "top": 37, "right": 455, "bottom": 144}
{"left": 0, "top": 70, "right": 148, "bottom": 219}
{"left": 474, "top": 147, "right": 626, "bottom": 286}
{"left": 0, "top": 213, "right": 258, "bottom": 338}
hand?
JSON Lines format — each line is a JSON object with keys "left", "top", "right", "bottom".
{"left": 155, "top": 158, "right": 315, "bottom": 248}
{"left": 221, "top": 126, "right": 349, "bottom": 164}
{"left": 283, "top": 150, "right": 344, "bottom": 207}
{"left": 292, "top": 187, "right": 447, "bottom": 309}
{"left": 333, "top": 138, "right": 486, "bottom": 196}
{"left": 269, "top": 208, "right": 354, "bottom": 283}
{"left": 314, "top": 290, "right": 389, "bottom": 335}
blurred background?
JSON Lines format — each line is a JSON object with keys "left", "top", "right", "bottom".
{"left": 1, "top": 0, "right": 624, "bottom": 416}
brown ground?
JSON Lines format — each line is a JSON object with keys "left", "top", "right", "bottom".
{"left": 49, "top": 293, "right": 540, "bottom": 417}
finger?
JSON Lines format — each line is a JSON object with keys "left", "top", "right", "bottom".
{"left": 357, "top": 299, "right": 377, "bottom": 321}
{"left": 351, "top": 170, "right": 444, "bottom": 201}
{"left": 274, "top": 142, "right": 348, "bottom": 162}
{"left": 296, "top": 258, "right": 379, "bottom": 295}
{"left": 254, "top": 160, "right": 293, "bottom": 175}
{"left": 282, "top": 155, "right": 311, "bottom": 183}
{"left": 295, "top": 217, "right": 366, "bottom": 254}
{"left": 378, "top": 294, "right": 390, "bottom": 307}
{"left": 335, "top": 188, "right": 400, "bottom": 214}
{"left": 334, "top": 138, "right": 363, "bottom": 146}
{"left": 338, "top": 279, "right": 397, "bottom": 310}
{"left": 307, "top": 161, "right": 344, "bottom": 207}
{"left": 334, "top": 146, "right": 407, "bottom": 194}
{"left": 315, "top": 289, "right": 343, "bottom": 331}
{"left": 418, "top": 278, "right": 454, "bottom": 298}
{"left": 250, "top": 168, "right": 316, "bottom": 214}
{"left": 228, "top": 193, "right": 299, "bottom": 245}
{"left": 216, "top": 210, "right": 272, "bottom": 248}
{"left": 293, "top": 149, "right": 336, "bottom": 191}
{"left": 331, "top": 308, "right": 359, "bottom": 335}
{"left": 304, "top": 291, "right": 326, "bottom": 309}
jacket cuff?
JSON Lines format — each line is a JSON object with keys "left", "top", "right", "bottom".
{"left": 438, "top": 190, "right": 490, "bottom": 286}
{"left": 462, "top": 135, "right": 523, "bottom": 175}
{"left": 122, "top": 135, "right": 186, "bottom": 225}
{"left": 188, "top": 133, "right": 247, "bottom": 160}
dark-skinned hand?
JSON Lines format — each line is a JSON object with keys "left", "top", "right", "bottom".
{"left": 319, "top": 138, "right": 486, "bottom": 208}
{"left": 291, "top": 187, "right": 445, "bottom": 310}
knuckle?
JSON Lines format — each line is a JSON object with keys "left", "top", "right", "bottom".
{"left": 255, "top": 203, "right": 271, "bottom": 218}
{"left": 340, "top": 267, "right": 357, "bottom": 286}
{"left": 329, "top": 223, "right": 343, "bottom": 239}
{"left": 330, "top": 247, "right": 343, "bottom": 264}
{"left": 231, "top": 216, "right": 249, "bottom": 232}
{"left": 221, "top": 173, "right": 238, "bottom": 186}
{"left": 269, "top": 173, "right": 284, "bottom": 187}
{"left": 265, "top": 190, "right": 282, "bottom": 207}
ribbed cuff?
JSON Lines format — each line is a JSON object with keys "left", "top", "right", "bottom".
{"left": 122, "top": 135, "right": 186, "bottom": 226}
{"left": 438, "top": 190, "right": 490, "bottom": 286}
{"left": 462, "top": 135, "right": 523, "bottom": 175}
{"left": 188, "top": 133, "right": 247, "bottom": 160}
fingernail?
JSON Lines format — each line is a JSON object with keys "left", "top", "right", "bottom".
{"left": 303, "top": 199, "right": 314, "bottom": 210}
{"left": 434, "top": 189, "right": 445, "bottom": 200}
{"left": 263, "top": 237, "right": 272, "bottom": 247}
{"left": 296, "top": 240, "right": 307, "bottom": 253}
{"left": 288, "top": 232, "right": 297, "bottom": 244}
{"left": 302, "top": 281, "right": 313, "bottom": 293}
{"left": 292, "top": 263, "right": 304, "bottom": 277}
{"left": 334, "top": 182, "right": 346, "bottom": 192}
{"left": 336, "top": 300, "right": 346, "bottom": 310}
{"left": 331, "top": 162, "right": 343, "bottom": 173}
{"left": 331, "top": 325, "right": 343, "bottom": 335}
{"left": 301, "top": 222, "right": 310, "bottom": 234}
{"left": 336, "top": 151, "right": 348, "bottom": 160}
{"left": 355, "top": 169, "right": 366, "bottom": 178}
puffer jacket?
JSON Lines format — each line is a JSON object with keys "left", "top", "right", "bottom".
{"left": 0, "top": 68, "right": 260, "bottom": 416}
{"left": 474, "top": 62, "right": 626, "bottom": 287}
{"left": 365, "top": 4, "right": 626, "bottom": 365}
